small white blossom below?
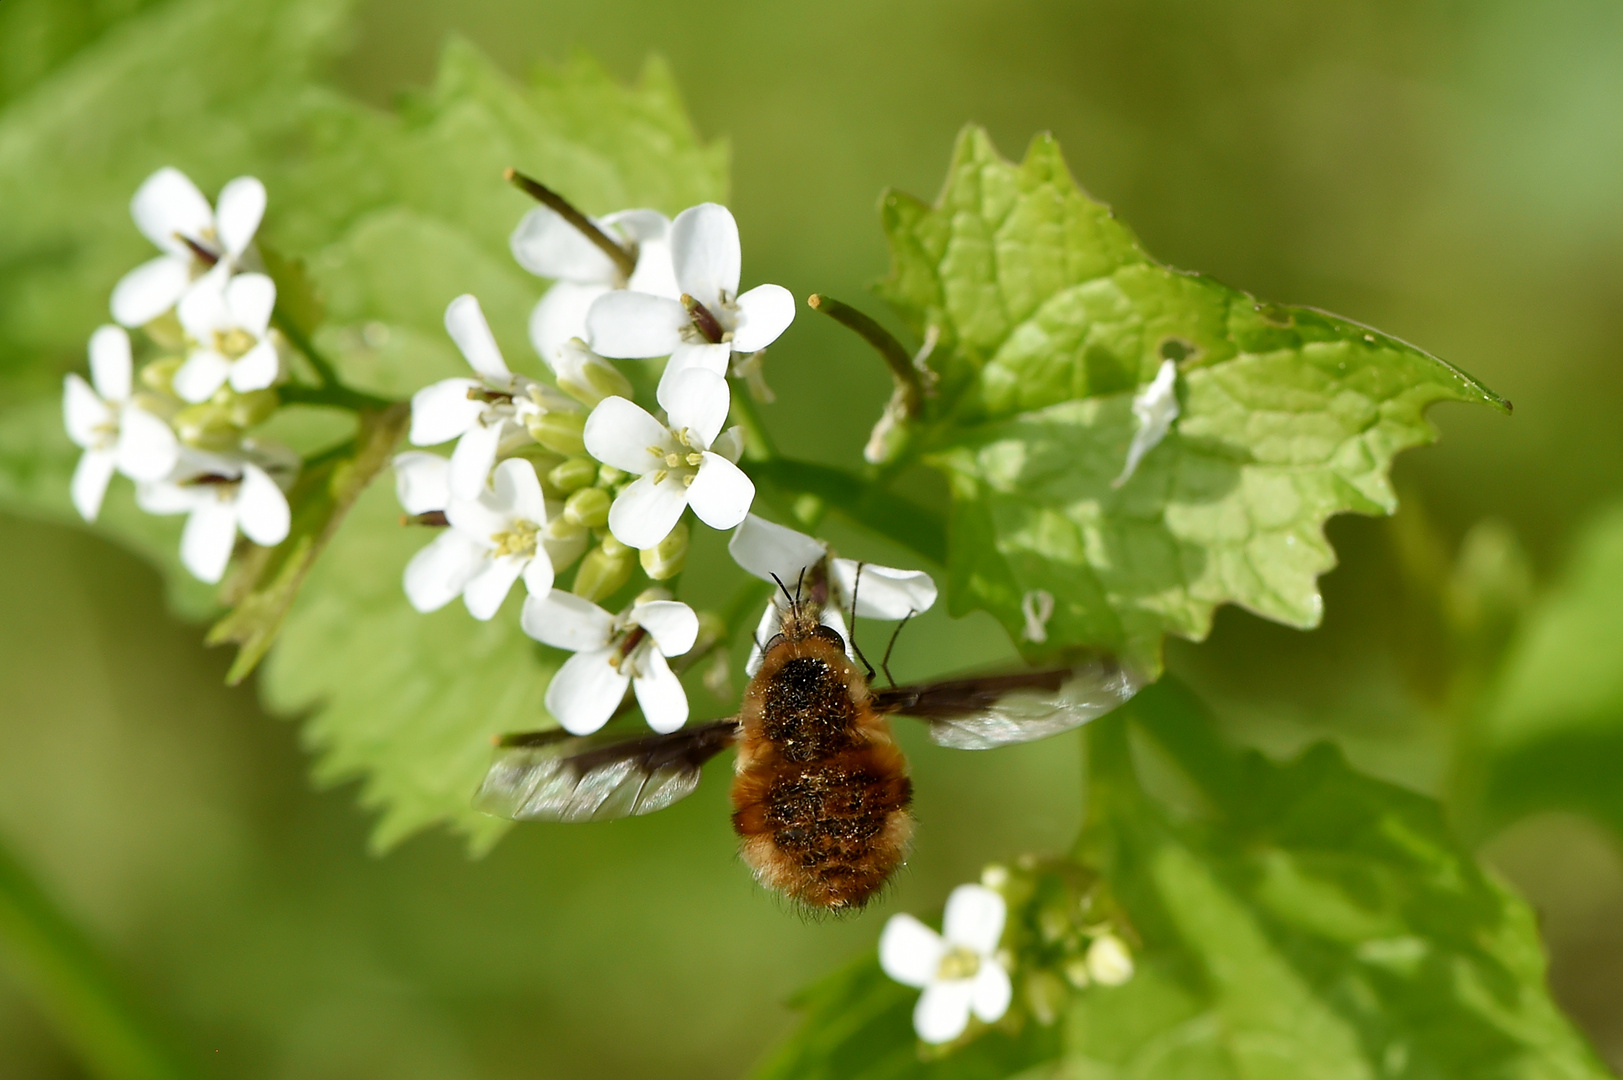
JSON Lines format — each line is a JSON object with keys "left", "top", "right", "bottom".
{"left": 585, "top": 203, "right": 794, "bottom": 390}
{"left": 137, "top": 450, "right": 293, "bottom": 584}
{"left": 402, "top": 458, "right": 555, "bottom": 620}
{"left": 521, "top": 589, "right": 699, "bottom": 735}
{"left": 728, "top": 513, "right": 937, "bottom": 674}
{"left": 512, "top": 206, "right": 680, "bottom": 369}
{"left": 880, "top": 884, "right": 1013, "bottom": 1044}
{"left": 582, "top": 368, "right": 753, "bottom": 549}
{"left": 62, "top": 325, "right": 180, "bottom": 521}
{"left": 1113, "top": 359, "right": 1180, "bottom": 488}
{"left": 1085, "top": 934, "right": 1135, "bottom": 986}
{"left": 410, "top": 294, "right": 577, "bottom": 500}
{"left": 1019, "top": 589, "right": 1055, "bottom": 644}
{"left": 111, "top": 168, "right": 266, "bottom": 328}
{"left": 172, "top": 271, "right": 281, "bottom": 403}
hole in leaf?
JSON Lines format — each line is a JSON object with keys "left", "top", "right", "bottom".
{"left": 1158, "top": 337, "right": 1201, "bottom": 366}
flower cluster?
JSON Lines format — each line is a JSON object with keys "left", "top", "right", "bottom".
{"left": 396, "top": 192, "right": 936, "bottom": 737}
{"left": 64, "top": 168, "right": 296, "bottom": 583}
{"left": 879, "top": 857, "right": 1136, "bottom": 1045}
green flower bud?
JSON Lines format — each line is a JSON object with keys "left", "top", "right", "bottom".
{"left": 529, "top": 409, "right": 586, "bottom": 456}
{"left": 555, "top": 342, "right": 635, "bottom": 407}
{"left": 572, "top": 540, "right": 634, "bottom": 602}
{"left": 597, "top": 464, "right": 626, "bottom": 487}
{"left": 140, "top": 356, "right": 184, "bottom": 395}
{"left": 564, "top": 486, "right": 611, "bottom": 529}
{"left": 1060, "top": 955, "right": 1092, "bottom": 990}
{"left": 547, "top": 456, "right": 599, "bottom": 495}
{"left": 1084, "top": 934, "right": 1134, "bottom": 987}
{"left": 1023, "top": 970, "right": 1068, "bottom": 1027}
{"left": 227, "top": 388, "right": 279, "bottom": 429}
{"left": 173, "top": 402, "right": 241, "bottom": 452}
{"left": 639, "top": 520, "right": 689, "bottom": 580}
{"left": 542, "top": 518, "right": 590, "bottom": 572}
{"left": 598, "top": 534, "right": 631, "bottom": 559}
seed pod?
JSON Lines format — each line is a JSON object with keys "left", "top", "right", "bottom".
{"left": 564, "top": 487, "right": 611, "bottom": 529}
{"left": 529, "top": 409, "right": 586, "bottom": 456}
{"left": 639, "top": 520, "right": 689, "bottom": 580}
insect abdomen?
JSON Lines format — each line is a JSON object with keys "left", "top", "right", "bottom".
{"left": 732, "top": 641, "right": 914, "bottom": 909}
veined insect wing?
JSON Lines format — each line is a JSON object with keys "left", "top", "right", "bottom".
{"left": 475, "top": 719, "right": 740, "bottom": 823}
{"left": 873, "top": 656, "right": 1143, "bottom": 749}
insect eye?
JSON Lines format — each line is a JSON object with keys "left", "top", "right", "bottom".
{"left": 810, "top": 623, "right": 846, "bottom": 650}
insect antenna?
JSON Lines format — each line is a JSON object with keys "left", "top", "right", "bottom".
{"left": 848, "top": 561, "right": 877, "bottom": 682}
{"left": 768, "top": 572, "right": 798, "bottom": 618}
{"left": 880, "top": 609, "right": 916, "bottom": 687}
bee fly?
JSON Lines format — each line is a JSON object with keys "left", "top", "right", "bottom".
{"left": 476, "top": 571, "right": 1142, "bottom": 910}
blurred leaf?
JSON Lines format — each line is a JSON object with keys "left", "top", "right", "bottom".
{"left": 0, "top": 835, "right": 199, "bottom": 1080}
{"left": 0, "top": 0, "right": 167, "bottom": 111}
{"left": 206, "top": 402, "right": 409, "bottom": 684}
{"left": 879, "top": 128, "right": 1508, "bottom": 672}
{"left": 1479, "top": 501, "right": 1623, "bottom": 840}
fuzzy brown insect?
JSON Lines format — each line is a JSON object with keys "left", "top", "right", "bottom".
{"left": 475, "top": 579, "right": 1141, "bottom": 910}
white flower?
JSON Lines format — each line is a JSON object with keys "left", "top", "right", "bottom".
{"left": 111, "top": 168, "right": 266, "bottom": 328}
{"left": 521, "top": 589, "right": 699, "bottom": 735}
{"left": 62, "top": 325, "right": 180, "bottom": 521}
{"left": 1113, "top": 359, "right": 1180, "bottom": 488}
{"left": 880, "top": 884, "right": 1013, "bottom": 1044}
{"left": 393, "top": 451, "right": 588, "bottom": 571}
{"left": 582, "top": 368, "right": 754, "bottom": 549}
{"left": 585, "top": 203, "right": 795, "bottom": 388}
{"left": 172, "top": 272, "right": 281, "bottom": 403}
{"left": 410, "top": 294, "right": 578, "bottom": 500}
{"left": 512, "top": 207, "right": 680, "bottom": 369}
{"left": 728, "top": 513, "right": 937, "bottom": 674}
{"left": 402, "top": 457, "right": 556, "bottom": 620}
{"left": 136, "top": 447, "right": 294, "bottom": 584}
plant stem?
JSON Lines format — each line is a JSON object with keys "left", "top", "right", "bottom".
{"left": 0, "top": 838, "right": 199, "bottom": 1080}
{"left": 807, "top": 294, "right": 925, "bottom": 415}
{"left": 504, "top": 169, "right": 637, "bottom": 280}
{"left": 271, "top": 307, "right": 340, "bottom": 388}
{"left": 279, "top": 382, "right": 397, "bottom": 414}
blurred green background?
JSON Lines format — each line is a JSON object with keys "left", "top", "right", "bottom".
{"left": 4, "top": 0, "right": 1623, "bottom": 1075}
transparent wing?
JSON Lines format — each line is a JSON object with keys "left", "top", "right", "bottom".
{"left": 873, "top": 658, "right": 1142, "bottom": 750}
{"left": 474, "top": 719, "right": 740, "bottom": 822}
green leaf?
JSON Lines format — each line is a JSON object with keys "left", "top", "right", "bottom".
{"left": 1478, "top": 501, "right": 1623, "bottom": 840}
{"left": 205, "top": 403, "right": 410, "bottom": 685}
{"left": 879, "top": 128, "right": 1508, "bottom": 672}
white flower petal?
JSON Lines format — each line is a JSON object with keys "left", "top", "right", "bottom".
{"left": 228, "top": 339, "right": 280, "bottom": 393}
{"left": 214, "top": 176, "right": 266, "bottom": 257}
{"left": 632, "top": 649, "right": 689, "bottom": 733}
{"left": 619, "top": 240, "right": 680, "bottom": 301}
{"left": 175, "top": 272, "right": 232, "bottom": 338}
{"left": 70, "top": 450, "right": 117, "bottom": 522}
{"left": 62, "top": 374, "right": 107, "bottom": 448}
{"left": 491, "top": 457, "right": 547, "bottom": 524}
{"left": 585, "top": 291, "right": 689, "bottom": 359}
{"left": 914, "top": 981, "right": 975, "bottom": 1045}
{"left": 658, "top": 367, "right": 730, "bottom": 447}
{"left": 942, "top": 884, "right": 1006, "bottom": 955}
{"left": 136, "top": 480, "right": 201, "bottom": 516}
{"left": 130, "top": 168, "right": 212, "bottom": 256}
{"left": 830, "top": 559, "right": 938, "bottom": 620}
{"left": 670, "top": 203, "right": 740, "bottom": 309}
{"left": 392, "top": 452, "right": 450, "bottom": 514}
{"left": 731, "top": 283, "right": 795, "bottom": 353}
{"left": 88, "top": 326, "right": 132, "bottom": 402}
{"left": 711, "top": 425, "right": 744, "bottom": 464}
{"left": 236, "top": 465, "right": 290, "bottom": 546}
{"left": 510, "top": 206, "right": 621, "bottom": 284}
{"left": 445, "top": 489, "right": 507, "bottom": 542}
{"left": 444, "top": 294, "right": 510, "bottom": 379}
{"left": 115, "top": 406, "right": 180, "bottom": 482}
{"left": 606, "top": 472, "right": 690, "bottom": 550}
{"left": 409, "top": 378, "right": 484, "bottom": 446}
{"left": 879, "top": 914, "right": 945, "bottom": 988}
{"left": 520, "top": 589, "right": 615, "bottom": 651}
{"left": 1115, "top": 359, "right": 1180, "bottom": 488}
{"left": 225, "top": 272, "right": 276, "bottom": 336}
{"left": 171, "top": 351, "right": 233, "bottom": 404}
{"left": 110, "top": 256, "right": 192, "bottom": 327}
{"left": 545, "top": 646, "right": 630, "bottom": 735}
{"left": 970, "top": 963, "right": 1012, "bottom": 1023}
{"left": 180, "top": 497, "right": 238, "bottom": 583}
{"left": 448, "top": 421, "right": 504, "bottom": 501}
{"left": 602, "top": 208, "right": 671, "bottom": 246}
{"left": 403, "top": 529, "right": 486, "bottom": 612}
{"left": 529, "top": 282, "right": 610, "bottom": 370}
{"left": 463, "top": 556, "right": 526, "bottom": 620}
{"left": 685, "top": 453, "right": 754, "bottom": 531}
{"left": 583, "top": 396, "right": 672, "bottom": 475}
{"left": 659, "top": 343, "right": 733, "bottom": 390}
{"left": 631, "top": 600, "right": 699, "bottom": 657}
{"left": 728, "top": 514, "right": 827, "bottom": 587}
{"left": 521, "top": 549, "right": 555, "bottom": 597}
{"left": 743, "top": 601, "right": 779, "bottom": 677}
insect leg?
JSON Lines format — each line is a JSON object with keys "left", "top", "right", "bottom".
{"left": 880, "top": 609, "right": 916, "bottom": 687}
{"left": 848, "top": 561, "right": 877, "bottom": 681}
